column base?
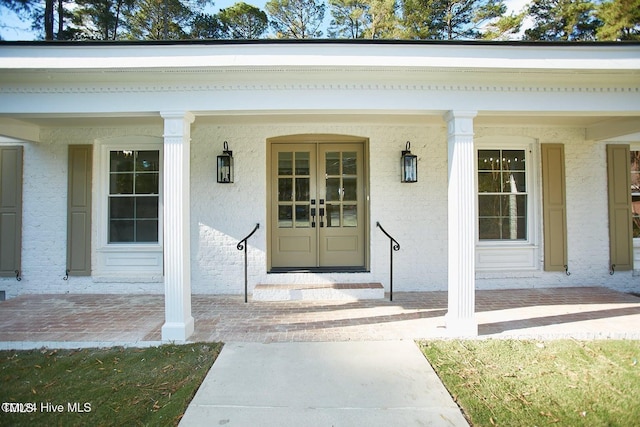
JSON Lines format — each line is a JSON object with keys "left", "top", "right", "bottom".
{"left": 445, "top": 312, "right": 478, "bottom": 337}
{"left": 161, "top": 316, "right": 195, "bottom": 342}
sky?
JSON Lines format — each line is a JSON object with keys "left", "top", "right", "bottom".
{"left": 0, "top": 0, "right": 530, "bottom": 41}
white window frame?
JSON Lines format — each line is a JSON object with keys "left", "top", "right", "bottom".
{"left": 475, "top": 136, "right": 540, "bottom": 272}
{"left": 94, "top": 136, "right": 164, "bottom": 280}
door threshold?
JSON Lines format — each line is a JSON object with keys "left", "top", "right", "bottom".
{"left": 269, "top": 267, "right": 369, "bottom": 274}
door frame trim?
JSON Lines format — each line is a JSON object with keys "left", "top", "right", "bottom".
{"left": 266, "top": 134, "right": 370, "bottom": 273}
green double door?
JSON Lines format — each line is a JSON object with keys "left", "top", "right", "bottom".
{"left": 270, "top": 142, "right": 366, "bottom": 270}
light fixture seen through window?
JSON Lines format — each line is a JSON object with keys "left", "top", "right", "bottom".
{"left": 217, "top": 141, "right": 233, "bottom": 183}
{"left": 401, "top": 141, "right": 417, "bottom": 183}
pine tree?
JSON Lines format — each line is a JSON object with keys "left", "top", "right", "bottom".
{"left": 328, "top": 0, "right": 399, "bottom": 39}
{"left": 364, "top": 0, "right": 399, "bottom": 38}
{"left": 524, "top": 0, "right": 600, "bottom": 41}
{"left": 401, "top": 0, "right": 506, "bottom": 40}
{"left": 190, "top": 12, "right": 226, "bottom": 38}
{"left": 218, "top": 2, "right": 268, "bottom": 39}
{"left": 72, "top": 0, "right": 135, "bottom": 40}
{"left": 596, "top": 0, "right": 640, "bottom": 40}
{"left": 265, "top": 0, "right": 325, "bottom": 38}
{"left": 124, "top": 0, "right": 198, "bottom": 39}
{"left": 481, "top": 10, "right": 523, "bottom": 40}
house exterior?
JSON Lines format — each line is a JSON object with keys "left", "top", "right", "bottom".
{"left": 1, "top": 40, "right": 639, "bottom": 341}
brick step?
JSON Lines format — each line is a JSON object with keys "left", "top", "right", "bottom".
{"left": 252, "top": 283, "right": 385, "bottom": 301}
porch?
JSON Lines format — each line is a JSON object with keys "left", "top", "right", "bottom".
{"left": 1, "top": 286, "right": 639, "bottom": 349}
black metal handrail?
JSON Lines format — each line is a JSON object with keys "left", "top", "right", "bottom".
{"left": 237, "top": 223, "right": 260, "bottom": 303}
{"left": 376, "top": 222, "right": 400, "bottom": 301}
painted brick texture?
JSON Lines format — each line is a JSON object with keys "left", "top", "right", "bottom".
{"left": 1, "top": 120, "right": 638, "bottom": 298}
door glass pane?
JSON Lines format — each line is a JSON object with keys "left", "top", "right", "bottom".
{"left": 343, "top": 152, "right": 357, "bottom": 175}
{"left": 295, "top": 178, "right": 310, "bottom": 201}
{"left": 326, "top": 177, "right": 341, "bottom": 201}
{"left": 295, "top": 152, "right": 310, "bottom": 175}
{"left": 326, "top": 152, "right": 340, "bottom": 175}
{"left": 295, "top": 205, "right": 310, "bottom": 228}
{"left": 278, "top": 178, "right": 293, "bottom": 201}
{"left": 343, "top": 177, "right": 357, "bottom": 201}
{"left": 343, "top": 205, "right": 357, "bottom": 227}
{"left": 278, "top": 152, "right": 293, "bottom": 175}
{"left": 278, "top": 205, "right": 292, "bottom": 228}
{"left": 326, "top": 204, "right": 340, "bottom": 227}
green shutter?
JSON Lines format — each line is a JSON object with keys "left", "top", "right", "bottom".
{"left": 0, "top": 146, "right": 23, "bottom": 277}
{"left": 607, "top": 144, "right": 633, "bottom": 271}
{"left": 67, "top": 145, "right": 92, "bottom": 276}
{"left": 541, "top": 144, "right": 568, "bottom": 272}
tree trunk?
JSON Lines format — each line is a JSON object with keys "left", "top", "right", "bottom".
{"left": 45, "top": 0, "right": 54, "bottom": 40}
{"left": 57, "top": 0, "right": 63, "bottom": 39}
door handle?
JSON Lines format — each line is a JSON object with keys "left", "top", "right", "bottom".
{"left": 311, "top": 207, "right": 316, "bottom": 228}
{"left": 319, "top": 208, "right": 325, "bottom": 227}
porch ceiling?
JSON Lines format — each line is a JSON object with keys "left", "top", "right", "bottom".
{"left": 0, "top": 111, "right": 624, "bottom": 126}
{"left": 2, "top": 112, "right": 639, "bottom": 140}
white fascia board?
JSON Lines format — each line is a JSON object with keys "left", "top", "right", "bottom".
{"left": 1, "top": 43, "right": 639, "bottom": 72}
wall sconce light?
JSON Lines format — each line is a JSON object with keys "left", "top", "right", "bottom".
{"left": 401, "top": 141, "right": 417, "bottom": 183}
{"left": 217, "top": 141, "right": 234, "bottom": 183}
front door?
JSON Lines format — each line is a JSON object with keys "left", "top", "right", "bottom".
{"left": 270, "top": 141, "right": 366, "bottom": 270}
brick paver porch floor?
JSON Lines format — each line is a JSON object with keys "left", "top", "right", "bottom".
{"left": 1, "top": 287, "right": 639, "bottom": 348}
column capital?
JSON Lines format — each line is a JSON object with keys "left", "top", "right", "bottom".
{"left": 160, "top": 111, "right": 195, "bottom": 122}
{"left": 161, "top": 112, "right": 195, "bottom": 139}
{"left": 444, "top": 110, "right": 477, "bottom": 137}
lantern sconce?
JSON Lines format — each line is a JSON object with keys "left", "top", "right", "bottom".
{"left": 217, "top": 141, "right": 234, "bottom": 183}
{"left": 401, "top": 141, "right": 418, "bottom": 183}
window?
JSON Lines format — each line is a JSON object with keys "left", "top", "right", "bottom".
{"left": 108, "top": 150, "right": 160, "bottom": 243}
{"left": 478, "top": 149, "right": 527, "bottom": 241}
{"left": 631, "top": 150, "right": 640, "bottom": 238}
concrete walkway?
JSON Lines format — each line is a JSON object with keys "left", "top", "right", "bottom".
{"left": 179, "top": 341, "right": 469, "bottom": 427}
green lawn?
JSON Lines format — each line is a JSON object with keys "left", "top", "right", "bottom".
{"left": 0, "top": 343, "right": 222, "bottom": 426}
{"left": 3, "top": 339, "right": 638, "bottom": 426}
{"left": 420, "top": 339, "right": 640, "bottom": 427}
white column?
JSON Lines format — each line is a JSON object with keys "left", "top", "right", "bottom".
{"left": 444, "top": 110, "right": 478, "bottom": 336}
{"left": 161, "top": 111, "right": 195, "bottom": 341}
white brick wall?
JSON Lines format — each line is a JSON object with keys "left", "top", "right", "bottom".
{"left": 1, "top": 119, "right": 638, "bottom": 298}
